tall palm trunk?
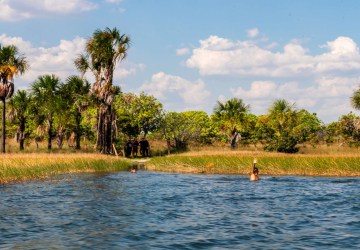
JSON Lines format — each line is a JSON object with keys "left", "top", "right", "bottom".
{"left": 19, "top": 119, "right": 25, "bottom": 151}
{"left": 1, "top": 98, "right": 5, "bottom": 153}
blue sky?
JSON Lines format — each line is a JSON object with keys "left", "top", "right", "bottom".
{"left": 1, "top": 0, "right": 360, "bottom": 123}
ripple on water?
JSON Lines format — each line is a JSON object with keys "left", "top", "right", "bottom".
{"left": 1, "top": 172, "right": 360, "bottom": 249}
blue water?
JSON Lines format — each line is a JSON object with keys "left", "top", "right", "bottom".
{"left": 1, "top": 172, "right": 360, "bottom": 249}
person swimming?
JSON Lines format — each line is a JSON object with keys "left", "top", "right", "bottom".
{"left": 250, "top": 159, "right": 259, "bottom": 181}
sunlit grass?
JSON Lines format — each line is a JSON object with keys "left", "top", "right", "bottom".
{"left": 146, "top": 149, "right": 360, "bottom": 176}
{"left": 0, "top": 154, "right": 134, "bottom": 184}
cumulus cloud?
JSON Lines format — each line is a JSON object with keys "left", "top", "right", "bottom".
{"left": 186, "top": 35, "right": 360, "bottom": 77}
{"left": 247, "top": 28, "right": 259, "bottom": 38}
{"left": 113, "top": 63, "right": 145, "bottom": 81}
{"left": 0, "top": 0, "right": 97, "bottom": 21}
{"left": 139, "top": 72, "right": 210, "bottom": 106}
{"left": 0, "top": 34, "right": 87, "bottom": 86}
{"left": 230, "top": 76, "right": 360, "bottom": 122}
{"left": 0, "top": 34, "right": 141, "bottom": 89}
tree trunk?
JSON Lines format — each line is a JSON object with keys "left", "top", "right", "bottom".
{"left": 105, "top": 107, "right": 112, "bottom": 154}
{"left": 19, "top": 120, "right": 25, "bottom": 151}
{"left": 95, "top": 107, "right": 102, "bottom": 149}
{"left": 166, "top": 138, "right": 172, "bottom": 155}
{"left": 1, "top": 99, "right": 5, "bottom": 153}
{"left": 48, "top": 119, "right": 53, "bottom": 150}
{"left": 229, "top": 128, "right": 240, "bottom": 149}
{"left": 75, "top": 111, "right": 81, "bottom": 150}
{"left": 57, "top": 128, "right": 64, "bottom": 149}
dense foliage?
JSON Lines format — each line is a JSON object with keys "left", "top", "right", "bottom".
{"left": 2, "top": 28, "right": 360, "bottom": 154}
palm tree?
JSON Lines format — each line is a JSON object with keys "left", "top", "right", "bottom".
{"left": 213, "top": 98, "right": 250, "bottom": 148}
{"left": 0, "top": 44, "right": 29, "bottom": 153}
{"left": 7, "top": 90, "right": 31, "bottom": 150}
{"left": 75, "top": 27, "right": 130, "bottom": 154}
{"left": 351, "top": 87, "right": 360, "bottom": 110}
{"left": 268, "top": 99, "right": 295, "bottom": 133}
{"left": 60, "top": 75, "right": 90, "bottom": 149}
{"left": 31, "top": 74, "right": 61, "bottom": 150}
{"left": 266, "top": 99, "right": 299, "bottom": 153}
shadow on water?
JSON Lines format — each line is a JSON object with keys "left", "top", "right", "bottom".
{"left": 1, "top": 171, "right": 360, "bottom": 249}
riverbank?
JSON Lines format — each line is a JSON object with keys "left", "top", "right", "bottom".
{"left": 0, "top": 154, "right": 134, "bottom": 184}
{"left": 145, "top": 150, "right": 360, "bottom": 176}
{"left": 2, "top": 148, "right": 360, "bottom": 184}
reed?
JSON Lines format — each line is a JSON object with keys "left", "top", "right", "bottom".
{"left": 0, "top": 154, "right": 134, "bottom": 184}
{"left": 146, "top": 150, "right": 360, "bottom": 176}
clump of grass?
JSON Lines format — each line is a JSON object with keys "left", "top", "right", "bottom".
{"left": 146, "top": 152, "right": 360, "bottom": 176}
{"left": 0, "top": 154, "right": 134, "bottom": 184}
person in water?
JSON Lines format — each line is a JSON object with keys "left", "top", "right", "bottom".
{"left": 250, "top": 159, "right": 259, "bottom": 181}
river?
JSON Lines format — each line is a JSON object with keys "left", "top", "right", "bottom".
{"left": 1, "top": 171, "right": 359, "bottom": 249}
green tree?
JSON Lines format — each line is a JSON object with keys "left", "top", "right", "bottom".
{"left": 293, "top": 110, "right": 323, "bottom": 144}
{"left": 161, "top": 111, "right": 211, "bottom": 153}
{"left": 31, "top": 74, "right": 62, "bottom": 150}
{"left": 351, "top": 86, "right": 360, "bottom": 110}
{"left": 116, "top": 92, "right": 163, "bottom": 138}
{"left": 265, "top": 99, "right": 299, "bottom": 153}
{"left": 213, "top": 98, "right": 250, "bottom": 149}
{"left": 7, "top": 90, "right": 31, "bottom": 150}
{"left": 75, "top": 27, "right": 130, "bottom": 154}
{"left": 59, "top": 75, "right": 90, "bottom": 149}
{"left": 336, "top": 112, "right": 360, "bottom": 146}
{"left": 239, "top": 113, "right": 259, "bottom": 146}
{"left": 0, "top": 44, "right": 29, "bottom": 153}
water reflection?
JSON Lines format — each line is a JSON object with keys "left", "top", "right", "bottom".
{"left": 1, "top": 172, "right": 360, "bottom": 249}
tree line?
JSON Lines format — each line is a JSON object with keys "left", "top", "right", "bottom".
{"left": 1, "top": 27, "right": 360, "bottom": 154}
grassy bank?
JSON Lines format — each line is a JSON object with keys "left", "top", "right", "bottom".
{"left": 0, "top": 154, "right": 134, "bottom": 184}
{"left": 146, "top": 150, "right": 360, "bottom": 176}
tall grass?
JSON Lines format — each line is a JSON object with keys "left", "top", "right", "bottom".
{"left": 146, "top": 150, "right": 360, "bottom": 176}
{"left": 0, "top": 154, "right": 134, "bottom": 184}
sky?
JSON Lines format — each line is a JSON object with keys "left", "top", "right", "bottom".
{"left": 1, "top": 0, "right": 360, "bottom": 123}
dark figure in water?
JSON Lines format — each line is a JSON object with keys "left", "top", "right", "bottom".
{"left": 250, "top": 159, "right": 259, "bottom": 181}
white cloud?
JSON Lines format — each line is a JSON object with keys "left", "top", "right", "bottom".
{"left": 0, "top": 34, "right": 141, "bottom": 89}
{"left": 186, "top": 35, "right": 360, "bottom": 78}
{"left": 0, "top": 34, "right": 87, "bottom": 86}
{"left": 113, "top": 63, "right": 145, "bottom": 81}
{"left": 0, "top": 0, "right": 32, "bottom": 21}
{"left": 231, "top": 81, "right": 277, "bottom": 99}
{"left": 323, "top": 36, "right": 358, "bottom": 56}
{"left": 176, "top": 47, "right": 190, "bottom": 56}
{"left": 0, "top": 0, "right": 97, "bottom": 21}
{"left": 230, "top": 76, "right": 360, "bottom": 122}
{"left": 247, "top": 28, "right": 259, "bottom": 38}
{"left": 185, "top": 35, "right": 360, "bottom": 121}
{"left": 139, "top": 72, "right": 210, "bottom": 106}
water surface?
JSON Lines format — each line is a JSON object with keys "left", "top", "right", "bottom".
{"left": 1, "top": 172, "right": 359, "bottom": 249}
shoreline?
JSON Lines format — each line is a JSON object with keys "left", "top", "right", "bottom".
{"left": 145, "top": 153, "right": 360, "bottom": 177}
{"left": 0, "top": 153, "right": 134, "bottom": 184}
{"left": 1, "top": 152, "right": 360, "bottom": 184}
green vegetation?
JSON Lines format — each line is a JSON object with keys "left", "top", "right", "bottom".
{"left": 0, "top": 154, "right": 134, "bottom": 184}
{"left": 146, "top": 149, "right": 360, "bottom": 176}
{"left": 1, "top": 27, "right": 360, "bottom": 184}
{"left": 75, "top": 27, "right": 130, "bottom": 154}
{"left": 0, "top": 44, "right": 29, "bottom": 153}
{"left": 1, "top": 27, "right": 360, "bottom": 157}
